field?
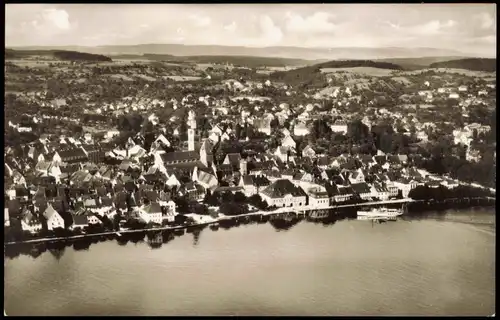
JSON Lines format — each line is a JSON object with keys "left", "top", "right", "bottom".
{"left": 8, "top": 60, "right": 53, "bottom": 68}
{"left": 399, "top": 68, "right": 495, "bottom": 78}
{"left": 164, "top": 75, "right": 203, "bottom": 82}
{"left": 195, "top": 63, "right": 212, "bottom": 71}
{"left": 135, "top": 74, "right": 157, "bottom": 81}
{"left": 109, "top": 74, "right": 134, "bottom": 81}
{"left": 256, "top": 70, "right": 274, "bottom": 75}
{"left": 268, "top": 66, "right": 300, "bottom": 71}
{"left": 320, "top": 67, "right": 397, "bottom": 77}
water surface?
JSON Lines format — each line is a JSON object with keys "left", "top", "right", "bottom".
{"left": 4, "top": 209, "right": 495, "bottom": 316}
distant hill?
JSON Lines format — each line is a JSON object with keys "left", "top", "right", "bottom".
{"left": 5, "top": 48, "right": 54, "bottom": 59}
{"left": 5, "top": 49, "right": 112, "bottom": 62}
{"left": 269, "top": 59, "right": 404, "bottom": 87}
{"left": 374, "top": 56, "right": 468, "bottom": 69}
{"left": 176, "top": 55, "right": 322, "bottom": 67}
{"left": 9, "top": 44, "right": 469, "bottom": 60}
{"left": 52, "top": 51, "right": 112, "bottom": 62}
{"left": 314, "top": 60, "right": 403, "bottom": 70}
{"left": 108, "top": 53, "right": 321, "bottom": 67}
{"left": 429, "top": 58, "right": 496, "bottom": 72}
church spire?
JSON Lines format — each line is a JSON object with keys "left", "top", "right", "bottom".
{"left": 187, "top": 110, "right": 196, "bottom": 151}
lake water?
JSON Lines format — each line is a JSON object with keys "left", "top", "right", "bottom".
{"left": 4, "top": 209, "right": 496, "bottom": 316}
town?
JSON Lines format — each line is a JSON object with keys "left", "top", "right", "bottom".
{"left": 4, "top": 53, "right": 497, "bottom": 242}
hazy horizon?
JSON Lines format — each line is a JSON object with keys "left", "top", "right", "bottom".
{"left": 5, "top": 4, "right": 497, "bottom": 57}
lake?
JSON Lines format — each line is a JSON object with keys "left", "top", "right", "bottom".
{"left": 4, "top": 208, "right": 495, "bottom": 316}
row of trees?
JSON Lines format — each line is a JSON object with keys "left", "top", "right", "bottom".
{"left": 174, "top": 191, "right": 270, "bottom": 218}
{"left": 408, "top": 184, "right": 494, "bottom": 201}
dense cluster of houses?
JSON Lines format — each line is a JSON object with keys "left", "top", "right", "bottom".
{"left": 6, "top": 66, "right": 494, "bottom": 237}
{"left": 5, "top": 109, "right": 465, "bottom": 235}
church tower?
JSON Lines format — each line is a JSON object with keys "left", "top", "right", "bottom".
{"left": 239, "top": 158, "right": 247, "bottom": 176}
{"left": 187, "top": 110, "right": 196, "bottom": 151}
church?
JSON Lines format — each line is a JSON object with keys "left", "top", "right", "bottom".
{"left": 153, "top": 110, "right": 215, "bottom": 174}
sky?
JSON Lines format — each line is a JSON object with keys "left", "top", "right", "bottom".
{"left": 5, "top": 3, "right": 497, "bottom": 56}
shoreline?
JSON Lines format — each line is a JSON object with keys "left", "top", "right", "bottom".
{"left": 4, "top": 197, "right": 495, "bottom": 246}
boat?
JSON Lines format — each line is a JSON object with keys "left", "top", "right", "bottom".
{"left": 357, "top": 207, "right": 403, "bottom": 218}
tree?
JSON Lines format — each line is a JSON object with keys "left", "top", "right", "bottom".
{"left": 248, "top": 194, "right": 268, "bottom": 210}
{"left": 219, "top": 202, "right": 247, "bottom": 216}
{"left": 192, "top": 202, "right": 210, "bottom": 215}
{"left": 310, "top": 118, "right": 332, "bottom": 142}
{"left": 270, "top": 118, "right": 279, "bottom": 131}
{"left": 203, "top": 190, "right": 220, "bottom": 207}
{"left": 112, "top": 212, "right": 122, "bottom": 231}
{"left": 234, "top": 192, "right": 247, "bottom": 203}
{"left": 174, "top": 196, "right": 190, "bottom": 214}
{"left": 234, "top": 123, "right": 242, "bottom": 140}
{"left": 221, "top": 192, "right": 234, "bottom": 203}
{"left": 348, "top": 120, "right": 369, "bottom": 143}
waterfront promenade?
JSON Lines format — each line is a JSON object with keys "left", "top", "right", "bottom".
{"left": 4, "top": 197, "right": 494, "bottom": 246}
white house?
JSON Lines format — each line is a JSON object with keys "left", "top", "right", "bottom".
{"left": 293, "top": 122, "right": 309, "bottom": 136}
{"left": 260, "top": 179, "right": 307, "bottom": 208}
{"left": 193, "top": 168, "right": 218, "bottom": 191}
{"left": 371, "top": 183, "right": 389, "bottom": 201}
{"left": 160, "top": 200, "right": 177, "bottom": 222}
{"left": 330, "top": 119, "right": 348, "bottom": 134}
{"left": 301, "top": 145, "right": 317, "bottom": 158}
{"left": 453, "top": 129, "right": 473, "bottom": 146}
{"left": 87, "top": 212, "right": 102, "bottom": 225}
{"left": 385, "top": 182, "right": 399, "bottom": 198}
{"left": 393, "top": 179, "right": 418, "bottom": 198}
{"left": 220, "top": 132, "right": 231, "bottom": 142}
{"left": 351, "top": 182, "right": 373, "bottom": 200}
{"left": 43, "top": 204, "right": 65, "bottom": 231}
{"left": 274, "top": 147, "right": 293, "bottom": 163}
{"left": 49, "top": 164, "right": 62, "bottom": 182}
{"left": 52, "top": 152, "right": 62, "bottom": 164}
{"left": 155, "top": 134, "right": 171, "bottom": 147}
{"left": 4, "top": 206, "right": 10, "bottom": 227}
{"left": 208, "top": 131, "right": 220, "bottom": 144}
{"left": 138, "top": 202, "right": 163, "bottom": 225}
{"left": 281, "top": 135, "right": 296, "bottom": 149}
{"left": 307, "top": 187, "right": 330, "bottom": 209}
{"left": 449, "top": 93, "right": 460, "bottom": 99}
{"left": 334, "top": 186, "right": 353, "bottom": 203}
{"left": 348, "top": 169, "right": 365, "bottom": 184}
{"left": 239, "top": 175, "right": 271, "bottom": 197}
{"left": 416, "top": 131, "right": 429, "bottom": 142}
{"left": 166, "top": 174, "right": 182, "bottom": 188}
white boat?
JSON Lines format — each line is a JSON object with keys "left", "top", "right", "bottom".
{"left": 357, "top": 207, "right": 403, "bottom": 218}
{"left": 357, "top": 216, "right": 398, "bottom": 221}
